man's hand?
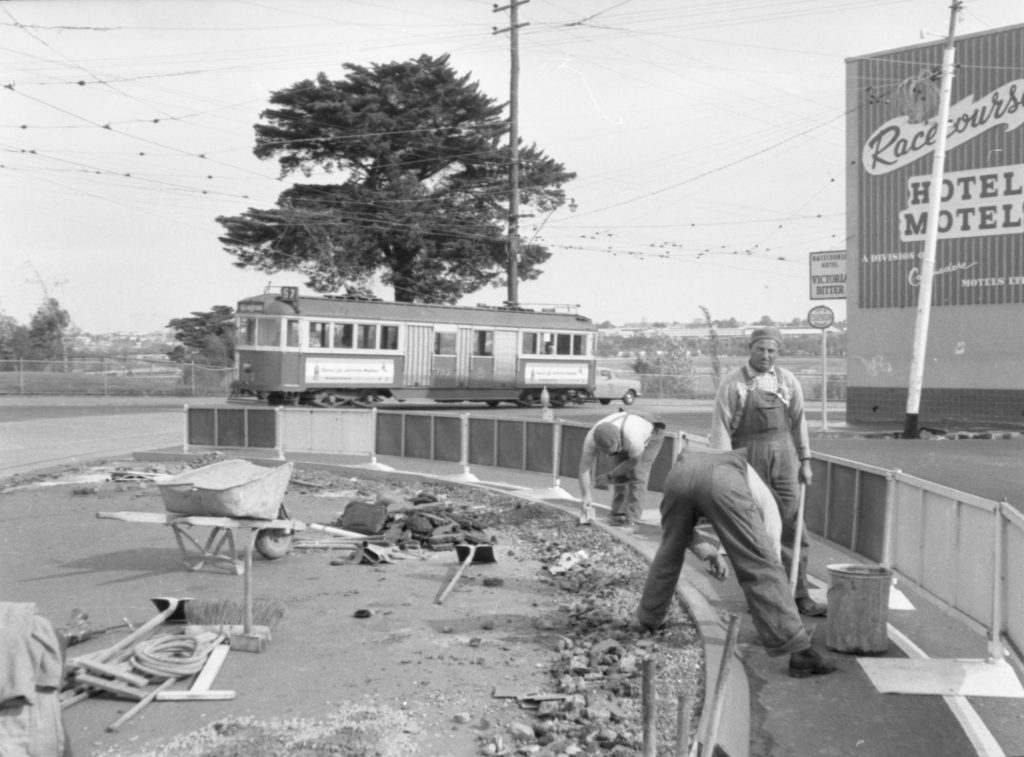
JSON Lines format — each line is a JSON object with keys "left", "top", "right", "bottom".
{"left": 798, "top": 460, "right": 813, "bottom": 486}
{"left": 578, "top": 496, "right": 595, "bottom": 525}
{"left": 593, "top": 473, "right": 610, "bottom": 490}
{"left": 704, "top": 552, "right": 729, "bottom": 581}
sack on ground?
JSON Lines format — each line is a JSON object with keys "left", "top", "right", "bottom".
{"left": 340, "top": 500, "right": 389, "bottom": 535}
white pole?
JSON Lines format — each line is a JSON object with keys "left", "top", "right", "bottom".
{"left": 989, "top": 501, "right": 1006, "bottom": 662}
{"left": 820, "top": 329, "right": 828, "bottom": 431}
{"left": 903, "top": 1, "right": 960, "bottom": 439}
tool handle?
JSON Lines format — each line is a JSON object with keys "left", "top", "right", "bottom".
{"left": 789, "top": 483, "right": 806, "bottom": 596}
{"left": 81, "top": 601, "right": 180, "bottom": 666}
{"left": 106, "top": 677, "right": 177, "bottom": 732}
{"left": 436, "top": 550, "right": 474, "bottom": 604}
{"left": 308, "top": 523, "right": 367, "bottom": 539}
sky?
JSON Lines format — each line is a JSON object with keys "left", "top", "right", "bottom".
{"left": 1, "top": 0, "right": 1021, "bottom": 334}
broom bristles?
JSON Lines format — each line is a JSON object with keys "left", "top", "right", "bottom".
{"left": 184, "top": 598, "right": 285, "bottom": 627}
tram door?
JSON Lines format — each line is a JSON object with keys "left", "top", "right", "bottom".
{"left": 431, "top": 324, "right": 458, "bottom": 389}
{"left": 403, "top": 324, "right": 433, "bottom": 388}
{"left": 491, "top": 330, "right": 517, "bottom": 386}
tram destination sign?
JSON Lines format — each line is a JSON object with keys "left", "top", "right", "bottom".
{"left": 809, "top": 250, "right": 846, "bottom": 300}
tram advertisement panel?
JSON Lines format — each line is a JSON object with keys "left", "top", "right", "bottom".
{"left": 523, "top": 363, "right": 589, "bottom": 386}
{"left": 306, "top": 359, "right": 395, "bottom": 385}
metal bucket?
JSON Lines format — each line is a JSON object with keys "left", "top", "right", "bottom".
{"left": 826, "top": 564, "right": 893, "bottom": 655}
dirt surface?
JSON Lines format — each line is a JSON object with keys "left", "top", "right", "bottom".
{"left": 1, "top": 457, "right": 705, "bottom": 757}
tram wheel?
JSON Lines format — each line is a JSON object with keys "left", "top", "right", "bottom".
{"left": 313, "top": 390, "right": 347, "bottom": 408}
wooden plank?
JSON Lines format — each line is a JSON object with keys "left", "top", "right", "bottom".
{"left": 156, "top": 689, "right": 236, "bottom": 701}
{"left": 156, "top": 643, "right": 236, "bottom": 701}
{"left": 75, "top": 659, "right": 149, "bottom": 688}
{"left": 75, "top": 673, "right": 146, "bottom": 701}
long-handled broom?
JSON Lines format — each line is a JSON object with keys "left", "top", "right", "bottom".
{"left": 182, "top": 535, "right": 284, "bottom": 652}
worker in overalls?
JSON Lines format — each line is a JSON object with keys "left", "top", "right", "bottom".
{"left": 709, "top": 326, "right": 827, "bottom": 617}
{"left": 578, "top": 410, "right": 666, "bottom": 531}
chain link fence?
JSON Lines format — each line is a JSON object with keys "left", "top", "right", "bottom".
{"left": 0, "top": 357, "right": 847, "bottom": 401}
{"left": 636, "top": 370, "right": 848, "bottom": 402}
{"left": 0, "top": 357, "right": 235, "bottom": 397}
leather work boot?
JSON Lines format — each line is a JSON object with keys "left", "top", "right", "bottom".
{"left": 788, "top": 648, "right": 837, "bottom": 678}
{"left": 628, "top": 617, "right": 665, "bottom": 635}
{"left": 796, "top": 597, "right": 828, "bottom": 617}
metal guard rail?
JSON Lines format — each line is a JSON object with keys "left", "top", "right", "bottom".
{"left": 183, "top": 405, "right": 1021, "bottom": 664}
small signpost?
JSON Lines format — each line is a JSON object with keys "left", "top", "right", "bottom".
{"left": 807, "top": 305, "right": 834, "bottom": 430}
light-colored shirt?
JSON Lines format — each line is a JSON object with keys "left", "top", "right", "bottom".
{"left": 709, "top": 364, "right": 810, "bottom": 460}
{"left": 580, "top": 410, "right": 654, "bottom": 460}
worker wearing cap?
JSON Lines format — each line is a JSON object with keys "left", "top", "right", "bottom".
{"left": 578, "top": 410, "right": 666, "bottom": 531}
{"left": 632, "top": 446, "right": 836, "bottom": 678}
{"left": 709, "top": 325, "right": 826, "bottom": 617}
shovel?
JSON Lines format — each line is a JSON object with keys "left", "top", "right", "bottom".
{"left": 70, "top": 597, "right": 193, "bottom": 668}
{"left": 435, "top": 542, "right": 497, "bottom": 604}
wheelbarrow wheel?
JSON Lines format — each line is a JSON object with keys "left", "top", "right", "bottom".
{"left": 255, "top": 504, "right": 294, "bottom": 560}
{"left": 255, "top": 528, "right": 293, "bottom": 560}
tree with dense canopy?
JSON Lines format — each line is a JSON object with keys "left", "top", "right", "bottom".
{"left": 166, "top": 306, "right": 235, "bottom": 367}
{"left": 217, "top": 54, "right": 575, "bottom": 303}
{"left": 27, "top": 298, "right": 71, "bottom": 361}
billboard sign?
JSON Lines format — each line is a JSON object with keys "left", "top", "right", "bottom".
{"left": 809, "top": 251, "right": 847, "bottom": 300}
{"left": 852, "top": 25, "right": 1024, "bottom": 310}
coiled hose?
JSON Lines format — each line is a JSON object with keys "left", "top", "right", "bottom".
{"left": 130, "top": 630, "right": 225, "bottom": 680}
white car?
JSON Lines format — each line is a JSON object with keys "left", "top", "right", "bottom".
{"left": 592, "top": 368, "right": 642, "bottom": 405}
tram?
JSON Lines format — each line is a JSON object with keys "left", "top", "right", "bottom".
{"left": 232, "top": 287, "right": 599, "bottom": 407}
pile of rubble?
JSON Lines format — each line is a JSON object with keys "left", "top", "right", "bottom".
{"left": 470, "top": 507, "right": 703, "bottom": 757}
{"left": 333, "top": 493, "right": 498, "bottom": 552}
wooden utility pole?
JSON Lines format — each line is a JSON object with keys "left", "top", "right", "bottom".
{"left": 903, "top": 0, "right": 961, "bottom": 439}
{"left": 493, "top": 1, "right": 529, "bottom": 306}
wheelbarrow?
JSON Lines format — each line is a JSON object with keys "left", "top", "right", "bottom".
{"left": 98, "top": 460, "right": 301, "bottom": 573}
{"left": 156, "top": 459, "right": 297, "bottom": 563}
{"left": 436, "top": 542, "right": 497, "bottom": 604}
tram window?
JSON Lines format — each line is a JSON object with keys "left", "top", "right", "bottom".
{"left": 521, "top": 332, "right": 539, "bottom": 354}
{"left": 435, "top": 331, "right": 456, "bottom": 355}
{"left": 357, "top": 324, "right": 377, "bottom": 349}
{"left": 573, "top": 334, "right": 589, "bottom": 355}
{"left": 308, "top": 322, "right": 329, "bottom": 348}
{"left": 286, "top": 320, "right": 300, "bottom": 347}
{"left": 473, "top": 330, "right": 493, "bottom": 356}
{"left": 256, "top": 319, "right": 281, "bottom": 347}
{"left": 555, "top": 334, "right": 572, "bottom": 355}
{"left": 380, "top": 325, "right": 399, "bottom": 350}
{"left": 239, "top": 318, "right": 256, "bottom": 346}
{"left": 333, "top": 323, "right": 353, "bottom": 349}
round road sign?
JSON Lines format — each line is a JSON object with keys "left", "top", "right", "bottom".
{"left": 807, "top": 305, "right": 834, "bottom": 329}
